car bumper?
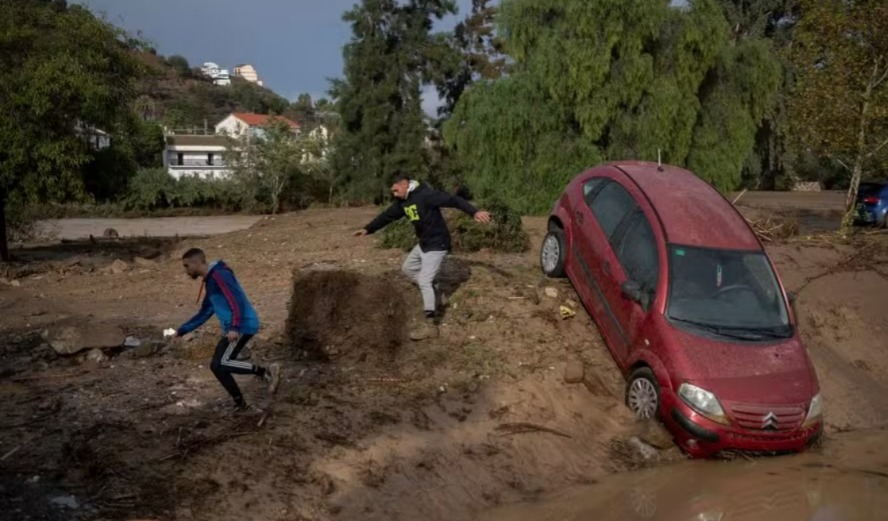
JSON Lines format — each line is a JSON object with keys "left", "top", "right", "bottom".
{"left": 661, "top": 393, "right": 822, "bottom": 458}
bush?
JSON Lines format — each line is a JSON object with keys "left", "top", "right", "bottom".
{"left": 377, "top": 198, "right": 529, "bottom": 253}
{"left": 123, "top": 168, "right": 245, "bottom": 212}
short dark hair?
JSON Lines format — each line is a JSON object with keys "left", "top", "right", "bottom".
{"left": 390, "top": 173, "right": 410, "bottom": 185}
{"left": 182, "top": 248, "right": 206, "bottom": 262}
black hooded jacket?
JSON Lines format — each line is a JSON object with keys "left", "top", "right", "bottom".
{"left": 363, "top": 182, "right": 478, "bottom": 252}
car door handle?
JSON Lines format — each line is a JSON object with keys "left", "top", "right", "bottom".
{"left": 575, "top": 211, "right": 584, "bottom": 224}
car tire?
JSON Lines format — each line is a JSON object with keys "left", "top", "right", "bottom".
{"left": 626, "top": 367, "right": 661, "bottom": 420}
{"left": 540, "top": 228, "right": 567, "bottom": 278}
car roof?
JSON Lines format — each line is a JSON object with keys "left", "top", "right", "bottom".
{"left": 604, "top": 161, "right": 762, "bottom": 251}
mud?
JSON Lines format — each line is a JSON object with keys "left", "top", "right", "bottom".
{"left": 1, "top": 205, "right": 887, "bottom": 520}
{"left": 284, "top": 269, "right": 409, "bottom": 363}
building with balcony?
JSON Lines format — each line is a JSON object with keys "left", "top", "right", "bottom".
{"left": 163, "top": 134, "right": 231, "bottom": 179}
{"left": 233, "top": 64, "right": 263, "bottom": 86}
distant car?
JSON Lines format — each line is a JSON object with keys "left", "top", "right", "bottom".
{"left": 541, "top": 161, "right": 822, "bottom": 458}
{"left": 854, "top": 181, "right": 888, "bottom": 227}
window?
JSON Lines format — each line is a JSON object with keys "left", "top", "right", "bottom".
{"left": 587, "top": 181, "right": 637, "bottom": 240}
{"left": 615, "top": 211, "right": 659, "bottom": 293}
{"left": 207, "top": 153, "right": 214, "bottom": 166}
{"left": 177, "top": 153, "right": 184, "bottom": 166}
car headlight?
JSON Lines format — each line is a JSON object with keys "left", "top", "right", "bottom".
{"left": 678, "top": 383, "right": 729, "bottom": 425}
{"left": 802, "top": 393, "right": 822, "bottom": 428}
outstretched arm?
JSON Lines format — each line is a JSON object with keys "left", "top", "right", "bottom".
{"left": 176, "top": 296, "right": 214, "bottom": 337}
{"left": 428, "top": 190, "right": 492, "bottom": 223}
{"left": 360, "top": 201, "right": 404, "bottom": 235}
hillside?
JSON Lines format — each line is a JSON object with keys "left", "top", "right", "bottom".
{"left": 134, "top": 52, "right": 292, "bottom": 129}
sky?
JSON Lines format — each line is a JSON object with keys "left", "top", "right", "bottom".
{"left": 73, "top": 0, "right": 475, "bottom": 115}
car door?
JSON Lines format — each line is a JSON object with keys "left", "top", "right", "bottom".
{"left": 568, "top": 177, "right": 607, "bottom": 314}
{"left": 577, "top": 179, "right": 638, "bottom": 359}
{"left": 608, "top": 209, "right": 660, "bottom": 355}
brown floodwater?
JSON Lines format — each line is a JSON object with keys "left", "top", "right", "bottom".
{"left": 476, "top": 429, "right": 888, "bottom": 521}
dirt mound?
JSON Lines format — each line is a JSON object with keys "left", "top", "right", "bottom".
{"left": 284, "top": 269, "right": 407, "bottom": 364}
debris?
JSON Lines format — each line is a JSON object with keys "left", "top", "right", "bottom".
{"left": 50, "top": 495, "right": 79, "bottom": 509}
{"left": 44, "top": 322, "right": 125, "bottom": 355}
{"left": 103, "top": 227, "right": 119, "bottom": 239}
{"left": 125, "top": 341, "right": 163, "bottom": 359}
{"left": 1, "top": 446, "right": 20, "bottom": 461}
{"left": 544, "top": 287, "right": 559, "bottom": 299}
{"left": 124, "top": 336, "right": 142, "bottom": 348}
{"left": 628, "top": 436, "right": 660, "bottom": 460}
{"left": 636, "top": 421, "right": 674, "bottom": 450}
{"left": 133, "top": 257, "right": 157, "bottom": 268}
{"left": 495, "top": 422, "right": 572, "bottom": 439}
{"left": 110, "top": 259, "right": 129, "bottom": 274}
{"left": 163, "top": 328, "right": 177, "bottom": 338}
{"left": 564, "top": 359, "right": 585, "bottom": 384}
{"left": 566, "top": 299, "right": 578, "bottom": 308}
{"left": 85, "top": 348, "right": 109, "bottom": 364}
{"left": 559, "top": 306, "right": 576, "bottom": 319}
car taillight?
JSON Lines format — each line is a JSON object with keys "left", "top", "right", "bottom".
{"left": 862, "top": 196, "right": 879, "bottom": 204}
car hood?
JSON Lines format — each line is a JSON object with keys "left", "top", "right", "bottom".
{"left": 665, "top": 323, "right": 817, "bottom": 404}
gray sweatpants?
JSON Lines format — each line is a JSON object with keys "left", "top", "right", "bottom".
{"left": 402, "top": 245, "right": 447, "bottom": 313}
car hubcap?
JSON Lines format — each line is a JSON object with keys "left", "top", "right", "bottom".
{"left": 628, "top": 378, "right": 658, "bottom": 419}
{"left": 541, "top": 235, "right": 560, "bottom": 273}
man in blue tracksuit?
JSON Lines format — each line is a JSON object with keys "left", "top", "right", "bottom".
{"left": 174, "top": 248, "right": 280, "bottom": 411}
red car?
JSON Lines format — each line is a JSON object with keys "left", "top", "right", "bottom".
{"left": 541, "top": 161, "right": 822, "bottom": 457}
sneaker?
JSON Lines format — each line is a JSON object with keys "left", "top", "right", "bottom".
{"left": 409, "top": 321, "right": 439, "bottom": 341}
{"left": 263, "top": 362, "right": 281, "bottom": 394}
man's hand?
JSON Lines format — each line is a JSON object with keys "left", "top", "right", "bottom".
{"left": 226, "top": 330, "right": 239, "bottom": 343}
{"left": 474, "top": 211, "right": 492, "bottom": 224}
{"left": 353, "top": 229, "right": 368, "bottom": 237}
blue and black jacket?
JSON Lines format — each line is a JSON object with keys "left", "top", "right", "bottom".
{"left": 176, "top": 260, "right": 260, "bottom": 336}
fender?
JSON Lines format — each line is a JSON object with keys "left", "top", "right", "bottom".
{"left": 628, "top": 349, "right": 673, "bottom": 392}
{"left": 551, "top": 200, "right": 573, "bottom": 244}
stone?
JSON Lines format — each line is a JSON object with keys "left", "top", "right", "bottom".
{"left": 109, "top": 259, "right": 129, "bottom": 274}
{"left": 564, "top": 359, "right": 585, "bottom": 384}
{"left": 46, "top": 322, "right": 125, "bottom": 355}
{"left": 125, "top": 341, "right": 163, "bottom": 359}
{"left": 544, "top": 287, "right": 559, "bottom": 299}
{"left": 85, "top": 348, "right": 108, "bottom": 364}
{"left": 10, "top": 280, "right": 21, "bottom": 287}
{"left": 124, "top": 336, "right": 142, "bottom": 348}
{"left": 133, "top": 257, "right": 157, "bottom": 269}
{"left": 628, "top": 436, "right": 659, "bottom": 460}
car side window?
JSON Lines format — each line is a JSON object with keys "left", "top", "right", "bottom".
{"left": 587, "top": 181, "right": 637, "bottom": 240}
{"left": 615, "top": 211, "right": 659, "bottom": 294}
{"left": 583, "top": 178, "right": 604, "bottom": 206}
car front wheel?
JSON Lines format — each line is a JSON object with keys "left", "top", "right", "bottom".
{"left": 540, "top": 228, "right": 567, "bottom": 278}
{"left": 626, "top": 367, "right": 661, "bottom": 420}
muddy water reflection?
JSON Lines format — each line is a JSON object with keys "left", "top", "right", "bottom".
{"left": 477, "top": 430, "right": 888, "bottom": 521}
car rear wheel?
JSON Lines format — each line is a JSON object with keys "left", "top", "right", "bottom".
{"left": 626, "top": 367, "right": 661, "bottom": 420}
{"left": 540, "top": 228, "right": 567, "bottom": 278}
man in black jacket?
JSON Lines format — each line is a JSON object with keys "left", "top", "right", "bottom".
{"left": 355, "top": 174, "right": 491, "bottom": 340}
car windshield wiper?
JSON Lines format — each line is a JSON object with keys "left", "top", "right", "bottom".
{"left": 719, "top": 324, "right": 794, "bottom": 339}
{"left": 669, "top": 318, "right": 781, "bottom": 341}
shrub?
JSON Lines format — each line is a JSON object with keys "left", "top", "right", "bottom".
{"left": 377, "top": 197, "right": 529, "bottom": 253}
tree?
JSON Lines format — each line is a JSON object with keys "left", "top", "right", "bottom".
{"left": 329, "top": 0, "right": 457, "bottom": 203}
{"left": 789, "top": 0, "right": 888, "bottom": 226}
{"left": 289, "top": 92, "right": 316, "bottom": 127}
{"left": 167, "top": 54, "right": 191, "bottom": 77}
{"left": 0, "top": 0, "right": 143, "bottom": 259}
{"left": 227, "top": 119, "right": 305, "bottom": 214}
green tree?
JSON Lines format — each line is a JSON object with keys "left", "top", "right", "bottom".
{"left": 329, "top": 0, "right": 457, "bottom": 203}
{"left": 789, "top": 0, "right": 888, "bottom": 226}
{"left": 0, "top": 0, "right": 143, "bottom": 259}
{"left": 167, "top": 54, "right": 191, "bottom": 77}
{"left": 227, "top": 119, "right": 305, "bottom": 214}
{"left": 289, "top": 92, "right": 317, "bottom": 127}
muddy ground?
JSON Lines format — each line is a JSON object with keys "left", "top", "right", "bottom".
{"left": 1, "top": 205, "right": 887, "bottom": 521}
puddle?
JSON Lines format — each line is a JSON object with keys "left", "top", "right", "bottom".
{"left": 477, "top": 429, "right": 888, "bottom": 521}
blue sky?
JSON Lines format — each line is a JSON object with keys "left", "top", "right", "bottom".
{"left": 73, "top": 0, "right": 475, "bottom": 115}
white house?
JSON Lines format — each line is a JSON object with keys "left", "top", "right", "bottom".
{"left": 75, "top": 122, "right": 111, "bottom": 151}
{"left": 215, "top": 113, "right": 300, "bottom": 139}
{"left": 233, "top": 64, "right": 263, "bottom": 86}
{"left": 200, "top": 61, "right": 231, "bottom": 86}
{"left": 163, "top": 134, "right": 231, "bottom": 179}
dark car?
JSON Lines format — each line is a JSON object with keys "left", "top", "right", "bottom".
{"left": 854, "top": 181, "right": 888, "bottom": 227}
{"left": 540, "top": 161, "right": 822, "bottom": 457}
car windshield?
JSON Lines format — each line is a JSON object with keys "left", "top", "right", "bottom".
{"left": 666, "top": 245, "right": 791, "bottom": 339}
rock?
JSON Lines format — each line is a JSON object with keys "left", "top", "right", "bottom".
{"left": 124, "top": 336, "right": 142, "bottom": 348}
{"left": 109, "top": 259, "right": 129, "bottom": 274}
{"left": 10, "top": 280, "right": 21, "bottom": 287}
{"left": 566, "top": 299, "right": 578, "bottom": 308}
{"left": 133, "top": 257, "right": 156, "bottom": 268}
{"left": 103, "top": 227, "right": 119, "bottom": 239}
{"left": 564, "top": 359, "right": 585, "bottom": 384}
{"left": 46, "top": 322, "right": 125, "bottom": 355}
{"left": 49, "top": 495, "right": 79, "bottom": 509}
{"left": 544, "top": 287, "right": 559, "bottom": 299}
{"left": 125, "top": 341, "right": 163, "bottom": 359}
{"left": 85, "top": 348, "right": 108, "bottom": 364}
{"left": 629, "top": 436, "right": 659, "bottom": 461}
